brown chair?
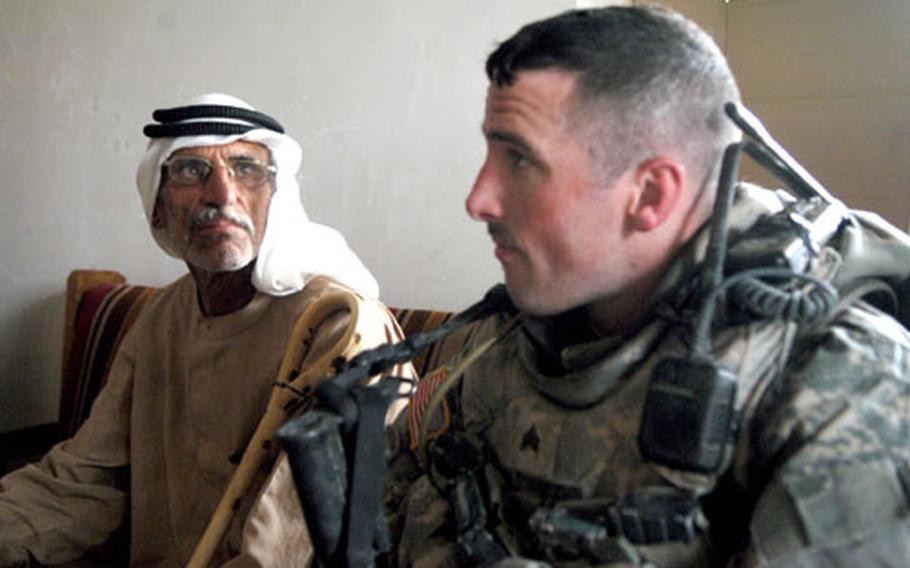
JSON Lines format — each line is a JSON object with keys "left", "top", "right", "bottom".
{"left": 60, "top": 270, "right": 157, "bottom": 438}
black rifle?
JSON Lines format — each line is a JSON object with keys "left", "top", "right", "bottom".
{"left": 276, "top": 285, "right": 514, "bottom": 568}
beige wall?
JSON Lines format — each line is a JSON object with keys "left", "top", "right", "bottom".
{"left": 650, "top": 0, "right": 910, "bottom": 228}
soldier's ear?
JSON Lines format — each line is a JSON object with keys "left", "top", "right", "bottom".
{"left": 627, "top": 157, "right": 684, "bottom": 232}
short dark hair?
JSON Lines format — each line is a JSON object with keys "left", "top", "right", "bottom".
{"left": 486, "top": 5, "right": 741, "bottom": 185}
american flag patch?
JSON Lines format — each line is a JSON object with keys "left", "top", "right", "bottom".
{"left": 408, "top": 366, "right": 451, "bottom": 451}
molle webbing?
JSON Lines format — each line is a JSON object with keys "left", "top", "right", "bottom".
{"left": 529, "top": 491, "right": 702, "bottom": 550}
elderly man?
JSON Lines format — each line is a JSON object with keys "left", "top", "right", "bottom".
{"left": 0, "top": 94, "right": 412, "bottom": 566}
{"left": 387, "top": 6, "right": 910, "bottom": 567}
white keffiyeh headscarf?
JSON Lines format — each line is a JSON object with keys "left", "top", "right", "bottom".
{"left": 135, "top": 93, "right": 379, "bottom": 299}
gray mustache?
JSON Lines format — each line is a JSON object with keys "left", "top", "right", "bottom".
{"left": 190, "top": 206, "right": 255, "bottom": 235}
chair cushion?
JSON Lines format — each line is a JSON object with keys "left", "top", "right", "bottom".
{"left": 60, "top": 283, "right": 156, "bottom": 438}
{"left": 389, "top": 308, "right": 457, "bottom": 376}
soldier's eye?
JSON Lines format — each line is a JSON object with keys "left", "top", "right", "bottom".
{"left": 507, "top": 149, "right": 531, "bottom": 171}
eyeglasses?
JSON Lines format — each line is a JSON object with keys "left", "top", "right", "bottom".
{"left": 163, "top": 156, "right": 276, "bottom": 188}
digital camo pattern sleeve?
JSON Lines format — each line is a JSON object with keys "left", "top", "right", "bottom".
{"left": 736, "top": 301, "right": 910, "bottom": 567}
{"left": 383, "top": 402, "right": 461, "bottom": 568}
{"left": 0, "top": 340, "right": 134, "bottom": 567}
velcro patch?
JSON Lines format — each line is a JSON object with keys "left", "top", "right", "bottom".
{"left": 408, "top": 366, "right": 451, "bottom": 451}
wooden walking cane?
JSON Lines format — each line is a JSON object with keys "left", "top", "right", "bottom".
{"left": 187, "top": 286, "right": 396, "bottom": 568}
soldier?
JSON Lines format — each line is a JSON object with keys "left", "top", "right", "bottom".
{"left": 388, "top": 5, "right": 910, "bottom": 567}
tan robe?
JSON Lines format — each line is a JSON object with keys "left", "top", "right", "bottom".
{"left": 0, "top": 274, "right": 414, "bottom": 567}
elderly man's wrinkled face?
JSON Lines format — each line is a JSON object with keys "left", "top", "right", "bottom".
{"left": 153, "top": 141, "right": 273, "bottom": 272}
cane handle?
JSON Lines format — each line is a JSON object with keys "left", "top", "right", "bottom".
{"left": 188, "top": 289, "right": 369, "bottom": 568}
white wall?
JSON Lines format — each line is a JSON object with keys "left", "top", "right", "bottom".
{"left": 0, "top": 0, "right": 576, "bottom": 433}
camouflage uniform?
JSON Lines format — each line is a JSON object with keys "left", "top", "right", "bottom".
{"left": 386, "top": 185, "right": 910, "bottom": 567}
